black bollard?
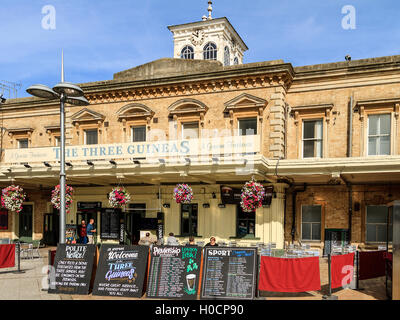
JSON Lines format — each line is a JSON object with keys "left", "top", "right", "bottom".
{"left": 14, "top": 242, "right": 25, "bottom": 274}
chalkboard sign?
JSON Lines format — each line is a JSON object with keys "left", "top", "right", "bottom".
{"left": 48, "top": 244, "right": 96, "bottom": 295}
{"left": 101, "top": 208, "right": 121, "bottom": 239}
{"left": 201, "top": 247, "right": 258, "bottom": 300}
{"left": 147, "top": 246, "right": 202, "bottom": 300}
{"left": 92, "top": 245, "right": 149, "bottom": 298}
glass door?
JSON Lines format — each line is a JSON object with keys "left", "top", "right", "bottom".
{"left": 19, "top": 205, "right": 33, "bottom": 241}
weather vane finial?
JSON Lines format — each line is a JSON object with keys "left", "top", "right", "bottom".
{"left": 207, "top": 1, "right": 213, "bottom": 20}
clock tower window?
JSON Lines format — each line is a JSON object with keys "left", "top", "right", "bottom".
{"left": 224, "top": 46, "right": 230, "bottom": 66}
{"left": 203, "top": 42, "right": 217, "bottom": 60}
{"left": 181, "top": 45, "right": 194, "bottom": 59}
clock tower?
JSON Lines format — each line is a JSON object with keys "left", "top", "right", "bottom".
{"left": 168, "top": 1, "right": 248, "bottom": 66}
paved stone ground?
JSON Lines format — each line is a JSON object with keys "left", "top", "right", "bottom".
{"left": 0, "top": 247, "right": 389, "bottom": 300}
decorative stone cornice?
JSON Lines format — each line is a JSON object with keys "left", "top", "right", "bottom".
{"left": 71, "top": 108, "right": 105, "bottom": 124}
{"left": 117, "top": 103, "right": 155, "bottom": 121}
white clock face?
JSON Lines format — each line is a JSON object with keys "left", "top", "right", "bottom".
{"left": 190, "top": 29, "right": 205, "bottom": 46}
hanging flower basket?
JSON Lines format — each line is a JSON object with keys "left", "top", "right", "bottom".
{"left": 240, "top": 179, "right": 265, "bottom": 212}
{"left": 108, "top": 187, "right": 131, "bottom": 208}
{"left": 1, "top": 185, "right": 26, "bottom": 213}
{"left": 51, "top": 184, "right": 74, "bottom": 214}
{"left": 173, "top": 184, "right": 193, "bottom": 204}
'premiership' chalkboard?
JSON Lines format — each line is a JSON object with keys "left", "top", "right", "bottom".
{"left": 92, "top": 245, "right": 149, "bottom": 297}
{"left": 147, "top": 246, "right": 202, "bottom": 300}
{"left": 48, "top": 244, "right": 96, "bottom": 295}
{"left": 201, "top": 247, "right": 258, "bottom": 300}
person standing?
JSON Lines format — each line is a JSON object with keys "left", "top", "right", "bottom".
{"left": 167, "top": 232, "right": 178, "bottom": 245}
{"left": 186, "top": 236, "right": 196, "bottom": 246}
{"left": 86, "top": 218, "right": 97, "bottom": 244}
{"left": 78, "top": 220, "right": 87, "bottom": 244}
{"left": 205, "top": 237, "right": 218, "bottom": 247}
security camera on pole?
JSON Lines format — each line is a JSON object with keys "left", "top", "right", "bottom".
{"left": 26, "top": 50, "right": 89, "bottom": 244}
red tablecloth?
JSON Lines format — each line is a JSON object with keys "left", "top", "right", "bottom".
{"left": 358, "top": 251, "right": 386, "bottom": 280}
{"left": 331, "top": 253, "right": 354, "bottom": 289}
{"left": 0, "top": 244, "right": 15, "bottom": 269}
{"left": 259, "top": 256, "right": 321, "bottom": 292}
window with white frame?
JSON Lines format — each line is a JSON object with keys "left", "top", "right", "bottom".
{"left": 224, "top": 46, "right": 230, "bottom": 66}
{"left": 55, "top": 136, "right": 60, "bottom": 146}
{"left": 84, "top": 129, "right": 98, "bottom": 145}
{"left": 302, "top": 119, "right": 323, "bottom": 158}
{"left": 238, "top": 118, "right": 257, "bottom": 136}
{"left": 203, "top": 42, "right": 217, "bottom": 60}
{"left": 368, "top": 114, "right": 391, "bottom": 156}
{"left": 181, "top": 45, "right": 194, "bottom": 60}
{"left": 366, "top": 205, "right": 390, "bottom": 243}
{"left": 182, "top": 122, "right": 199, "bottom": 140}
{"left": 301, "top": 205, "right": 321, "bottom": 241}
{"left": 18, "top": 139, "right": 28, "bottom": 149}
{"left": 131, "top": 126, "right": 146, "bottom": 142}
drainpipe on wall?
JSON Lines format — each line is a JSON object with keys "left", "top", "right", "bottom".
{"left": 345, "top": 95, "right": 354, "bottom": 242}
{"left": 291, "top": 183, "right": 307, "bottom": 244}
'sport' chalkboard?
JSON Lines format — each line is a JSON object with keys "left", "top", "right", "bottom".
{"left": 201, "top": 247, "right": 258, "bottom": 300}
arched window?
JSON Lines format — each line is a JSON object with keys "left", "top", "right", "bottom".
{"left": 234, "top": 57, "right": 239, "bottom": 65}
{"left": 181, "top": 45, "right": 194, "bottom": 59}
{"left": 203, "top": 42, "right": 217, "bottom": 60}
{"left": 224, "top": 46, "right": 230, "bottom": 66}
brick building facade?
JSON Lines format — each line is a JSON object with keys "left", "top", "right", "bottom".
{"left": 0, "top": 12, "right": 398, "bottom": 252}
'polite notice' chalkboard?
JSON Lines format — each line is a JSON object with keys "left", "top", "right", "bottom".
{"left": 48, "top": 244, "right": 96, "bottom": 295}
{"left": 92, "top": 245, "right": 149, "bottom": 298}
{"left": 147, "top": 246, "right": 202, "bottom": 300}
{"left": 201, "top": 247, "right": 258, "bottom": 300}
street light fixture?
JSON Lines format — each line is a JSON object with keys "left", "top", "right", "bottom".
{"left": 26, "top": 51, "right": 89, "bottom": 244}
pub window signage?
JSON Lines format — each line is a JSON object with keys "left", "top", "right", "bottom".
{"left": 77, "top": 202, "right": 102, "bottom": 210}
{"left": 220, "top": 186, "right": 274, "bottom": 205}
{"left": 100, "top": 208, "right": 121, "bottom": 239}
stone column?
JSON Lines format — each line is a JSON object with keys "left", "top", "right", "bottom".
{"left": 269, "top": 86, "right": 286, "bottom": 159}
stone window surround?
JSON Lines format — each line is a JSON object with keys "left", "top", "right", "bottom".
{"left": 45, "top": 125, "right": 61, "bottom": 146}
{"left": 7, "top": 128, "right": 34, "bottom": 148}
{"left": 117, "top": 103, "right": 155, "bottom": 143}
{"left": 129, "top": 120, "right": 148, "bottom": 143}
{"left": 291, "top": 104, "right": 333, "bottom": 159}
{"left": 224, "top": 93, "right": 267, "bottom": 139}
{"left": 75, "top": 123, "right": 102, "bottom": 145}
{"left": 72, "top": 108, "right": 105, "bottom": 145}
{"left": 355, "top": 98, "right": 400, "bottom": 157}
{"left": 168, "top": 98, "right": 208, "bottom": 140}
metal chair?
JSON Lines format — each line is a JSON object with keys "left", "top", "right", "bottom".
{"left": 20, "top": 243, "right": 34, "bottom": 259}
{"left": 32, "top": 241, "right": 41, "bottom": 258}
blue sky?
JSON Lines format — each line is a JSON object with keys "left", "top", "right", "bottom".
{"left": 0, "top": 0, "right": 399, "bottom": 98}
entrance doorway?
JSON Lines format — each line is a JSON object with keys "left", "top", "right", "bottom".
{"left": 125, "top": 204, "right": 146, "bottom": 245}
{"left": 76, "top": 202, "right": 102, "bottom": 239}
{"left": 19, "top": 205, "right": 33, "bottom": 242}
{"left": 181, "top": 204, "right": 198, "bottom": 236}
{"left": 43, "top": 210, "right": 59, "bottom": 246}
